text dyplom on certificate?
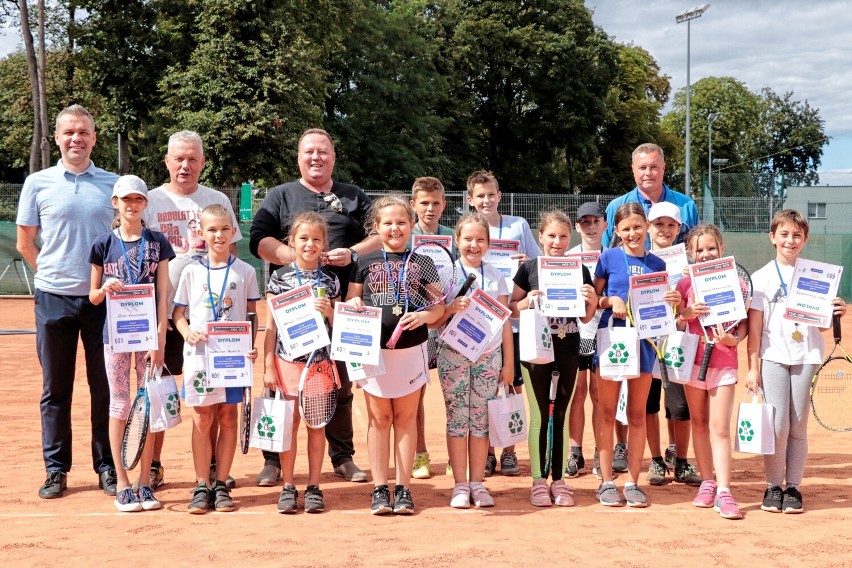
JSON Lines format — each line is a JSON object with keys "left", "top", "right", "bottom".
{"left": 484, "top": 239, "right": 520, "bottom": 290}
{"left": 783, "top": 258, "right": 843, "bottom": 328}
{"left": 566, "top": 251, "right": 600, "bottom": 275}
{"left": 331, "top": 304, "right": 382, "bottom": 366}
{"left": 412, "top": 234, "right": 453, "bottom": 271}
{"left": 106, "top": 284, "right": 158, "bottom": 353}
{"left": 268, "top": 284, "right": 330, "bottom": 359}
{"left": 652, "top": 243, "right": 688, "bottom": 287}
{"left": 628, "top": 272, "right": 676, "bottom": 339}
{"left": 206, "top": 321, "right": 252, "bottom": 387}
{"left": 538, "top": 257, "right": 585, "bottom": 318}
{"left": 439, "top": 288, "right": 510, "bottom": 361}
{"left": 689, "top": 257, "right": 747, "bottom": 327}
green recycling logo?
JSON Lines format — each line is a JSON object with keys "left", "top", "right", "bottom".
{"left": 192, "top": 372, "right": 214, "bottom": 394}
{"left": 256, "top": 415, "right": 277, "bottom": 439}
{"left": 665, "top": 346, "right": 685, "bottom": 369}
{"left": 508, "top": 411, "right": 524, "bottom": 435}
{"left": 166, "top": 393, "right": 180, "bottom": 416}
{"left": 738, "top": 419, "right": 754, "bottom": 442}
{"left": 607, "top": 343, "right": 630, "bottom": 364}
{"left": 540, "top": 325, "right": 552, "bottom": 349}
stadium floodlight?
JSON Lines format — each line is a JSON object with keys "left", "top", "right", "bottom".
{"left": 676, "top": 3, "right": 711, "bottom": 199}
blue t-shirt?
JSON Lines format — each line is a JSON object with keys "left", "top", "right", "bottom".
{"left": 602, "top": 185, "right": 699, "bottom": 248}
{"left": 89, "top": 228, "right": 176, "bottom": 343}
{"left": 594, "top": 247, "right": 667, "bottom": 328}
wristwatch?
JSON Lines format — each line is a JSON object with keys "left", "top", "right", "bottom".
{"left": 348, "top": 248, "right": 359, "bottom": 263}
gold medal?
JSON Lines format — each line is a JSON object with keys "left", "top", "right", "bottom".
{"left": 392, "top": 305, "right": 403, "bottom": 316}
{"left": 792, "top": 330, "right": 803, "bottom": 342}
{"left": 557, "top": 328, "right": 567, "bottom": 339}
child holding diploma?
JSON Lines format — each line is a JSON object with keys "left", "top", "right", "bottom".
{"left": 89, "top": 175, "right": 174, "bottom": 512}
{"left": 263, "top": 212, "right": 339, "bottom": 513}
{"left": 431, "top": 213, "right": 513, "bottom": 508}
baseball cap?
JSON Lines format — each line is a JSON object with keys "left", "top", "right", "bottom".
{"left": 576, "top": 201, "right": 606, "bottom": 219}
{"left": 112, "top": 175, "right": 148, "bottom": 199}
{"left": 648, "top": 201, "right": 682, "bottom": 224}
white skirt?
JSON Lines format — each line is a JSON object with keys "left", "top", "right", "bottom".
{"left": 355, "top": 343, "right": 429, "bottom": 399}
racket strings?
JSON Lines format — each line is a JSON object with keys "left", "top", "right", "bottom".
{"left": 300, "top": 356, "right": 338, "bottom": 428}
{"left": 812, "top": 356, "right": 852, "bottom": 430}
{"left": 403, "top": 252, "right": 455, "bottom": 309}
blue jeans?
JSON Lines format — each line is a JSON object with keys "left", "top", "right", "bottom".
{"left": 35, "top": 290, "right": 113, "bottom": 474}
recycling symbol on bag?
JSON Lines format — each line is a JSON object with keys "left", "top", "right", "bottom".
{"left": 256, "top": 415, "right": 276, "bottom": 438}
{"left": 166, "top": 393, "right": 180, "bottom": 416}
{"left": 508, "top": 411, "right": 524, "bottom": 435}
{"left": 738, "top": 419, "right": 754, "bottom": 442}
{"left": 540, "top": 326, "right": 552, "bottom": 349}
{"left": 665, "top": 346, "right": 685, "bottom": 369}
{"left": 192, "top": 372, "right": 214, "bottom": 394}
{"left": 607, "top": 343, "right": 630, "bottom": 364}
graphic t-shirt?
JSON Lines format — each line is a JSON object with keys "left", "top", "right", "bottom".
{"left": 594, "top": 247, "right": 666, "bottom": 328}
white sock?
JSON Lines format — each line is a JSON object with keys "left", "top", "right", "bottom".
{"left": 717, "top": 486, "right": 731, "bottom": 494}
{"left": 624, "top": 481, "right": 637, "bottom": 488}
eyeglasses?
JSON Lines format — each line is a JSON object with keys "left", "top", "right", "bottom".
{"left": 322, "top": 192, "right": 344, "bottom": 214}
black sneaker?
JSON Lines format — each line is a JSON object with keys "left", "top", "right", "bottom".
{"left": 782, "top": 486, "right": 804, "bottom": 514}
{"left": 370, "top": 485, "right": 392, "bottom": 515}
{"left": 304, "top": 485, "right": 325, "bottom": 513}
{"left": 212, "top": 480, "right": 235, "bottom": 512}
{"left": 393, "top": 485, "right": 414, "bottom": 514}
{"left": 278, "top": 485, "right": 298, "bottom": 514}
{"left": 484, "top": 453, "right": 497, "bottom": 477}
{"left": 188, "top": 483, "right": 211, "bottom": 514}
{"left": 565, "top": 453, "right": 585, "bottom": 478}
{"left": 38, "top": 471, "right": 67, "bottom": 499}
{"left": 761, "top": 485, "right": 783, "bottom": 512}
{"left": 99, "top": 468, "right": 118, "bottom": 496}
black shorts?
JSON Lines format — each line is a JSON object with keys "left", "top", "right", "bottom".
{"left": 646, "top": 377, "right": 662, "bottom": 414}
{"left": 664, "top": 381, "right": 690, "bottom": 421}
{"left": 163, "top": 321, "right": 185, "bottom": 376}
{"left": 578, "top": 353, "right": 595, "bottom": 372}
{"left": 512, "top": 332, "right": 523, "bottom": 388}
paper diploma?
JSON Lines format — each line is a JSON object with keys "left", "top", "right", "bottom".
{"left": 538, "top": 256, "right": 585, "bottom": 318}
{"left": 268, "top": 284, "right": 330, "bottom": 359}
{"left": 439, "top": 288, "right": 510, "bottom": 362}
{"left": 330, "top": 304, "right": 382, "bottom": 366}
{"left": 206, "top": 321, "right": 252, "bottom": 387}
{"left": 689, "top": 257, "right": 747, "bottom": 327}
{"left": 783, "top": 258, "right": 843, "bottom": 328}
{"left": 629, "top": 272, "right": 675, "bottom": 339}
{"left": 484, "top": 239, "right": 520, "bottom": 291}
{"left": 107, "top": 284, "right": 158, "bottom": 353}
{"left": 652, "top": 243, "right": 688, "bottom": 288}
{"left": 566, "top": 251, "right": 600, "bottom": 275}
{"left": 413, "top": 234, "right": 454, "bottom": 272}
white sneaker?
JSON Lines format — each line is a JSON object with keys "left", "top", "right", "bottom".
{"left": 469, "top": 482, "right": 494, "bottom": 507}
{"left": 114, "top": 488, "right": 143, "bottom": 512}
{"left": 450, "top": 483, "right": 471, "bottom": 509}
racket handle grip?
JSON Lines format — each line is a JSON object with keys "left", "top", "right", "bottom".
{"left": 247, "top": 312, "right": 258, "bottom": 346}
{"left": 658, "top": 354, "right": 670, "bottom": 388}
{"left": 317, "top": 286, "right": 327, "bottom": 299}
{"left": 833, "top": 314, "right": 841, "bottom": 344}
{"left": 386, "top": 322, "right": 404, "bottom": 349}
{"left": 456, "top": 273, "right": 477, "bottom": 299}
{"left": 697, "top": 343, "right": 714, "bottom": 381}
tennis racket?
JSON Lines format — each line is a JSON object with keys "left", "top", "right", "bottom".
{"left": 626, "top": 297, "right": 670, "bottom": 388}
{"left": 386, "top": 243, "right": 456, "bottom": 348}
{"left": 297, "top": 346, "right": 339, "bottom": 429}
{"left": 811, "top": 315, "right": 852, "bottom": 431}
{"left": 697, "top": 263, "right": 753, "bottom": 382}
{"left": 240, "top": 312, "right": 258, "bottom": 454}
{"left": 543, "top": 370, "right": 559, "bottom": 480}
{"left": 122, "top": 359, "right": 153, "bottom": 470}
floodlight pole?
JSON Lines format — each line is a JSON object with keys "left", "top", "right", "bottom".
{"left": 708, "top": 112, "right": 720, "bottom": 197}
{"left": 676, "top": 3, "right": 711, "bottom": 199}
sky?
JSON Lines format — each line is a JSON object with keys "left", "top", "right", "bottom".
{"left": 1, "top": 1, "right": 850, "bottom": 171}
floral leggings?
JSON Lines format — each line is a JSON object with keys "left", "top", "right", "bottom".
{"left": 437, "top": 345, "right": 502, "bottom": 438}
{"left": 104, "top": 344, "right": 148, "bottom": 420}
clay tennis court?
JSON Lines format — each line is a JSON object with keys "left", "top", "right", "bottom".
{"left": 1, "top": 297, "right": 850, "bottom": 567}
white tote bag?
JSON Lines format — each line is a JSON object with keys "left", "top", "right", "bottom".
{"left": 488, "top": 387, "right": 527, "bottom": 448}
{"left": 148, "top": 366, "right": 183, "bottom": 432}
{"left": 734, "top": 388, "right": 776, "bottom": 455}
{"left": 596, "top": 316, "right": 640, "bottom": 380}
{"left": 652, "top": 331, "right": 700, "bottom": 383}
{"left": 615, "top": 379, "right": 629, "bottom": 425}
{"left": 183, "top": 343, "right": 227, "bottom": 407}
{"left": 519, "top": 297, "right": 554, "bottom": 365}
{"left": 249, "top": 391, "right": 295, "bottom": 453}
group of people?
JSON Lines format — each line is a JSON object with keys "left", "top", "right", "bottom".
{"left": 16, "top": 105, "right": 846, "bottom": 519}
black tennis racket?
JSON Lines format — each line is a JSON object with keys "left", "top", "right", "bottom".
{"left": 626, "top": 297, "right": 670, "bottom": 387}
{"left": 543, "top": 370, "right": 559, "bottom": 480}
{"left": 697, "top": 263, "right": 753, "bottom": 381}
{"left": 811, "top": 315, "right": 852, "bottom": 431}
{"left": 386, "top": 243, "right": 456, "bottom": 348}
{"left": 240, "top": 312, "right": 258, "bottom": 454}
{"left": 122, "top": 359, "right": 152, "bottom": 470}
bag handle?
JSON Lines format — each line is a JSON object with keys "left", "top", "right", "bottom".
{"left": 743, "top": 387, "right": 766, "bottom": 404}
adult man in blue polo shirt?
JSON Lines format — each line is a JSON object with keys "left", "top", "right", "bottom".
{"left": 16, "top": 105, "right": 119, "bottom": 499}
{"left": 603, "top": 143, "right": 699, "bottom": 248}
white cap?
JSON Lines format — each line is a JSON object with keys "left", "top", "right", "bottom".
{"left": 112, "top": 175, "right": 148, "bottom": 199}
{"left": 648, "top": 201, "right": 682, "bottom": 224}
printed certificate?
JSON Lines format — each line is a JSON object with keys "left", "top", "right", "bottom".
{"left": 412, "top": 234, "right": 454, "bottom": 272}
{"left": 439, "top": 288, "right": 510, "bottom": 362}
{"left": 206, "top": 321, "right": 252, "bottom": 388}
{"left": 784, "top": 258, "right": 843, "bottom": 328}
{"left": 330, "top": 304, "right": 382, "bottom": 366}
{"left": 268, "top": 284, "right": 330, "bottom": 359}
{"left": 106, "top": 284, "right": 158, "bottom": 353}
{"left": 484, "top": 239, "right": 521, "bottom": 291}
{"left": 537, "top": 256, "right": 585, "bottom": 318}
{"left": 652, "top": 243, "right": 688, "bottom": 287}
{"left": 689, "top": 257, "right": 747, "bottom": 327}
{"left": 628, "top": 272, "right": 675, "bottom": 339}
{"left": 345, "top": 352, "right": 386, "bottom": 382}
{"left": 566, "top": 250, "right": 600, "bottom": 275}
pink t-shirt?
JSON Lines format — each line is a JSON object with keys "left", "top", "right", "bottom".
{"left": 676, "top": 277, "right": 739, "bottom": 369}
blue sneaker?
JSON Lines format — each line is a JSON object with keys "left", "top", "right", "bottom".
{"left": 114, "top": 488, "right": 143, "bottom": 512}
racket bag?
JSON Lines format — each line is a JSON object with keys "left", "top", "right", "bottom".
{"left": 488, "top": 387, "right": 527, "bottom": 448}
{"left": 519, "top": 298, "right": 554, "bottom": 364}
{"left": 249, "top": 391, "right": 294, "bottom": 453}
{"left": 148, "top": 367, "right": 182, "bottom": 432}
{"left": 615, "top": 380, "right": 629, "bottom": 426}
{"left": 652, "top": 331, "right": 700, "bottom": 383}
{"left": 734, "top": 388, "right": 776, "bottom": 455}
{"left": 597, "top": 317, "right": 640, "bottom": 380}
{"left": 183, "top": 344, "right": 227, "bottom": 407}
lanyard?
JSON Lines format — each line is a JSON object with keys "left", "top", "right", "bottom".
{"left": 293, "top": 262, "right": 323, "bottom": 290}
{"left": 774, "top": 259, "right": 789, "bottom": 297}
{"left": 458, "top": 260, "right": 485, "bottom": 290}
{"left": 205, "top": 255, "right": 233, "bottom": 321}
{"left": 498, "top": 214, "right": 503, "bottom": 239}
{"left": 115, "top": 228, "right": 146, "bottom": 285}
{"left": 382, "top": 249, "right": 408, "bottom": 305}
{"left": 622, "top": 246, "right": 647, "bottom": 279}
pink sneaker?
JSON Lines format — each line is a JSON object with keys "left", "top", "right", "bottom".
{"left": 714, "top": 491, "right": 743, "bottom": 520}
{"left": 693, "top": 480, "right": 717, "bottom": 508}
{"left": 549, "top": 479, "right": 575, "bottom": 507}
{"left": 530, "top": 480, "right": 551, "bottom": 507}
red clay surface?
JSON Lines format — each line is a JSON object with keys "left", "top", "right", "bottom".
{"left": 1, "top": 297, "right": 850, "bottom": 567}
